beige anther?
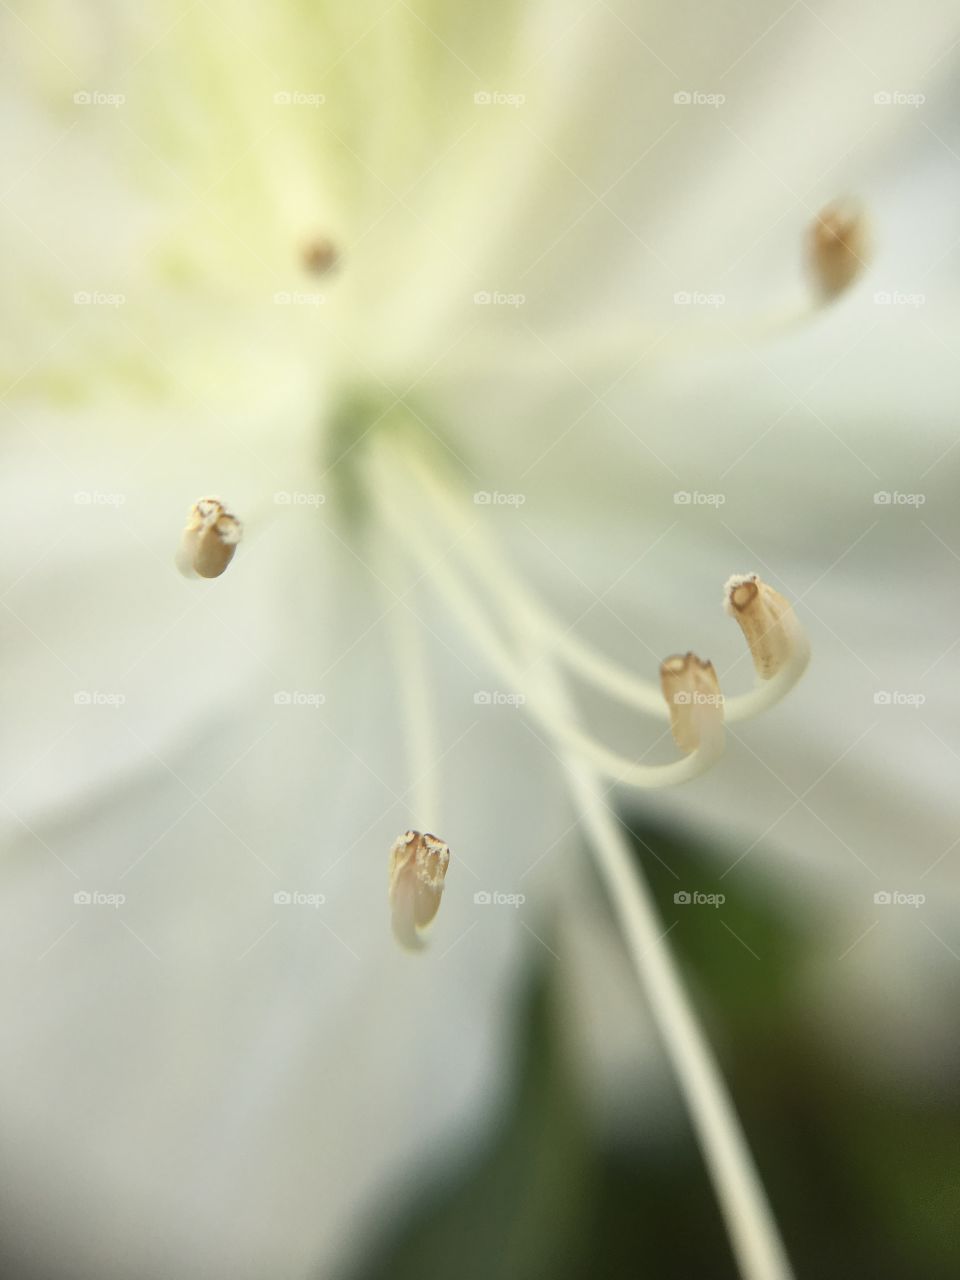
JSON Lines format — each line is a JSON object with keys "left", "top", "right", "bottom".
{"left": 176, "top": 497, "right": 242, "bottom": 579}
{"left": 660, "top": 652, "right": 723, "bottom": 753}
{"left": 809, "top": 201, "right": 869, "bottom": 301}
{"left": 724, "top": 574, "right": 802, "bottom": 679}
{"left": 388, "top": 830, "right": 450, "bottom": 950}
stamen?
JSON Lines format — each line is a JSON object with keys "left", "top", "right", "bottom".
{"left": 722, "top": 574, "right": 810, "bottom": 723}
{"left": 302, "top": 236, "right": 340, "bottom": 276}
{"left": 426, "top": 197, "right": 869, "bottom": 391}
{"left": 660, "top": 652, "right": 723, "bottom": 753}
{"left": 176, "top": 496, "right": 242, "bottom": 579}
{"left": 369, "top": 449, "right": 723, "bottom": 789}
{"left": 724, "top": 575, "right": 797, "bottom": 678}
{"left": 387, "top": 445, "right": 807, "bottom": 732}
{"left": 380, "top": 544, "right": 451, "bottom": 951}
{"left": 388, "top": 830, "right": 450, "bottom": 951}
{"left": 373, "top": 446, "right": 796, "bottom": 1270}
{"left": 549, "top": 658, "right": 797, "bottom": 1280}
{"left": 808, "top": 201, "right": 869, "bottom": 302}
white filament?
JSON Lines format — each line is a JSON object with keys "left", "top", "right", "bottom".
{"left": 543, "top": 659, "right": 796, "bottom": 1280}
{"left": 723, "top": 639, "right": 811, "bottom": 722}
{"left": 385, "top": 553, "right": 442, "bottom": 831}
{"left": 373, "top": 440, "right": 796, "bottom": 1280}
{"left": 369, "top": 453, "right": 723, "bottom": 789}
{"left": 386, "top": 441, "right": 808, "bottom": 725}
{"left": 397, "top": 446, "right": 668, "bottom": 720}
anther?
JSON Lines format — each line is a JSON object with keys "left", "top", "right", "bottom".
{"left": 809, "top": 201, "right": 868, "bottom": 301}
{"left": 660, "top": 652, "right": 723, "bottom": 753}
{"left": 302, "top": 236, "right": 339, "bottom": 276}
{"left": 724, "top": 574, "right": 805, "bottom": 679}
{"left": 388, "top": 830, "right": 450, "bottom": 950}
{"left": 176, "top": 496, "right": 242, "bottom": 579}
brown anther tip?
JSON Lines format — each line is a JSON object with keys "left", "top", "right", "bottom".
{"left": 177, "top": 496, "right": 242, "bottom": 580}
{"left": 661, "top": 652, "right": 714, "bottom": 677}
{"left": 302, "top": 236, "right": 339, "bottom": 276}
{"left": 389, "top": 830, "right": 450, "bottom": 950}
{"left": 724, "top": 573, "right": 801, "bottom": 680}
{"left": 728, "top": 579, "right": 759, "bottom": 612}
{"left": 660, "top": 652, "right": 723, "bottom": 753}
{"left": 809, "top": 201, "right": 869, "bottom": 301}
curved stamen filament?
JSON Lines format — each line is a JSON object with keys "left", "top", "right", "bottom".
{"left": 428, "top": 200, "right": 868, "bottom": 390}
{"left": 723, "top": 651, "right": 810, "bottom": 723}
{"left": 385, "top": 554, "right": 443, "bottom": 830}
{"left": 396, "top": 446, "right": 669, "bottom": 720}
{"left": 383, "top": 441, "right": 808, "bottom": 724}
{"left": 369, "top": 440, "right": 800, "bottom": 1274}
{"left": 434, "top": 299, "right": 821, "bottom": 383}
{"left": 723, "top": 575, "right": 811, "bottom": 722}
{"left": 539, "top": 656, "right": 795, "bottom": 1280}
{"left": 383, "top": 549, "right": 452, "bottom": 952}
{"left": 368, "top": 452, "right": 723, "bottom": 789}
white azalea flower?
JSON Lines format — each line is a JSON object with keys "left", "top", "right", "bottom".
{"left": 2, "top": 3, "right": 959, "bottom": 1279}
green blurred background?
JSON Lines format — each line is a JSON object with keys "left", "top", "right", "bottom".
{"left": 349, "top": 814, "right": 960, "bottom": 1280}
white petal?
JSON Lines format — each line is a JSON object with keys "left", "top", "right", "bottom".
{"left": 0, "top": 397, "right": 577, "bottom": 1277}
